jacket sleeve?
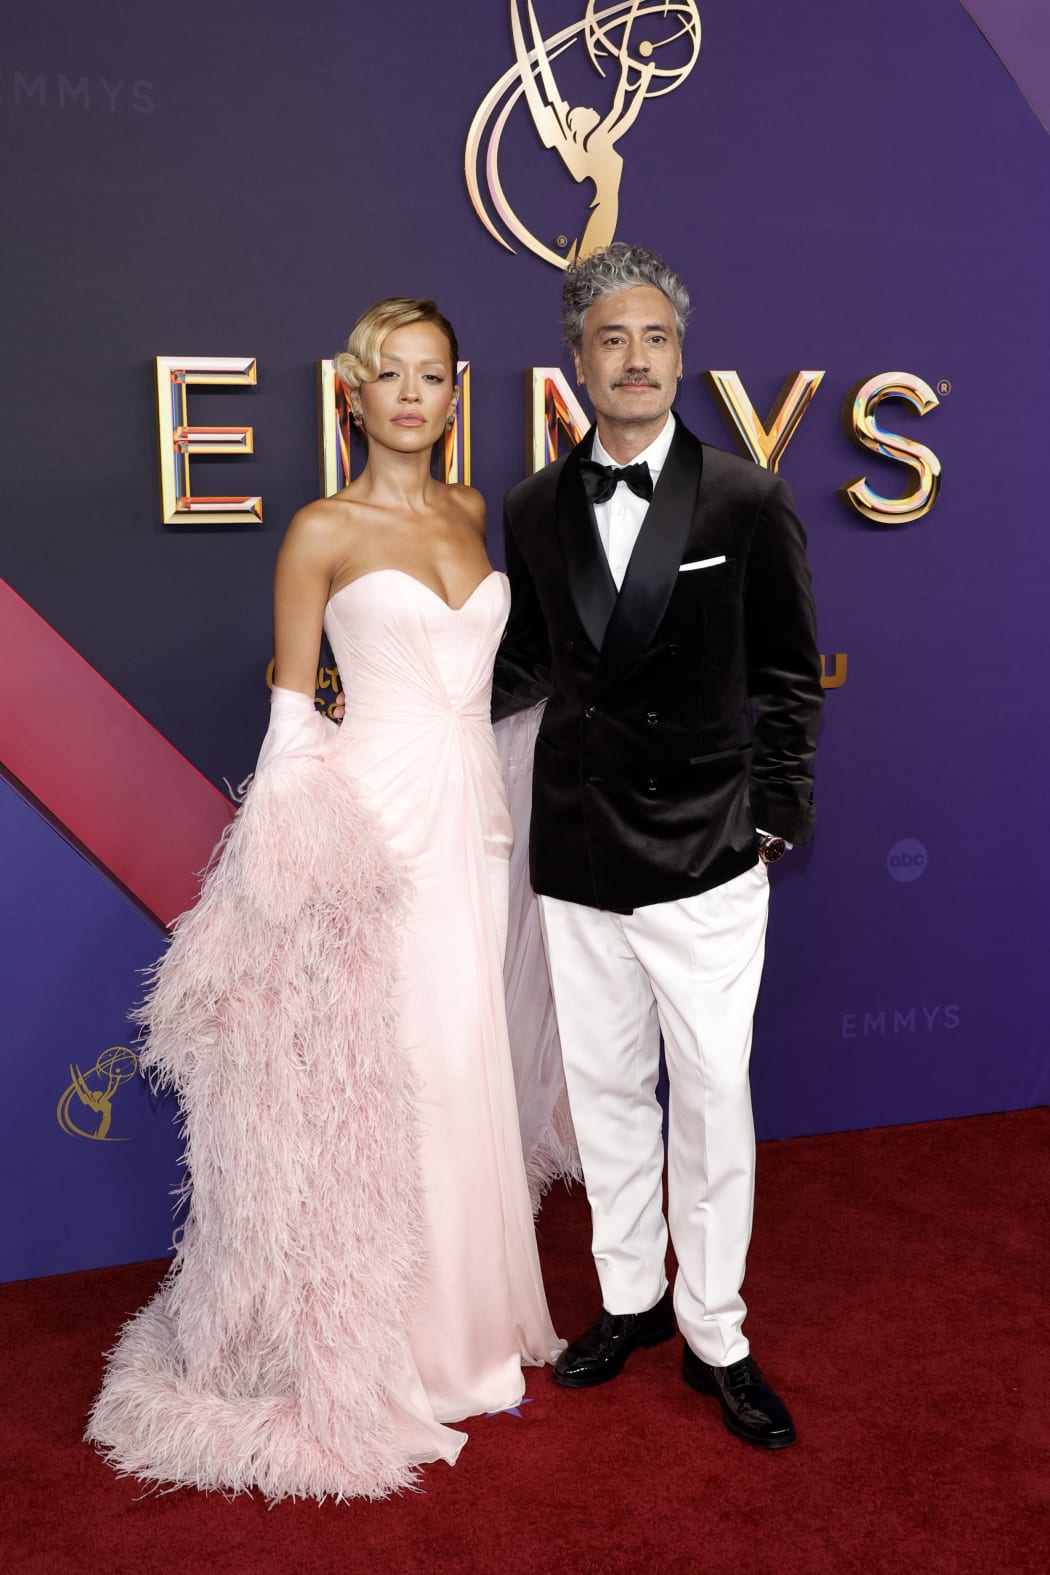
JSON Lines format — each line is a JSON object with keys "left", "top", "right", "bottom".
{"left": 492, "top": 501, "right": 553, "bottom": 721}
{"left": 744, "top": 477, "right": 824, "bottom": 845}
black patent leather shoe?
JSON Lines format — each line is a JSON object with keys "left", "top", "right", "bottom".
{"left": 682, "top": 1344, "right": 796, "bottom": 1449}
{"left": 554, "top": 1289, "right": 676, "bottom": 1388}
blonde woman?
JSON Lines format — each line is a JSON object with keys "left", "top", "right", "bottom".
{"left": 88, "top": 299, "right": 563, "bottom": 1502}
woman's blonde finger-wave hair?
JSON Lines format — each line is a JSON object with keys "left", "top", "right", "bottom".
{"left": 332, "top": 297, "right": 459, "bottom": 392}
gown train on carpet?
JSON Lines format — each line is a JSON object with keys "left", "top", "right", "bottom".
{"left": 87, "top": 570, "right": 572, "bottom": 1502}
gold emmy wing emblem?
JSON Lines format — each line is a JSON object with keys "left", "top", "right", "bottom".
{"left": 466, "top": 1, "right": 702, "bottom": 269}
{"left": 56, "top": 1046, "right": 139, "bottom": 1142}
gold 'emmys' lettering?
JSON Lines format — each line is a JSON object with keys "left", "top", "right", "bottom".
{"left": 151, "top": 352, "right": 942, "bottom": 523}
{"left": 466, "top": 2, "right": 702, "bottom": 270}
{"left": 821, "top": 652, "right": 848, "bottom": 689}
{"left": 317, "top": 358, "right": 353, "bottom": 498}
{"left": 527, "top": 367, "right": 592, "bottom": 473}
{"left": 155, "top": 356, "right": 261, "bottom": 525}
{"left": 842, "top": 373, "right": 942, "bottom": 525}
{"left": 317, "top": 360, "right": 472, "bottom": 495}
{"left": 443, "top": 363, "right": 472, "bottom": 486}
{"left": 56, "top": 1046, "right": 139, "bottom": 1142}
{"left": 705, "top": 371, "right": 825, "bottom": 473}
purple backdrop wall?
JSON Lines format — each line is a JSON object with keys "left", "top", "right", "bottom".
{"left": 2, "top": 0, "right": 1048, "bottom": 1280}
{"left": 0, "top": 779, "right": 182, "bottom": 1278}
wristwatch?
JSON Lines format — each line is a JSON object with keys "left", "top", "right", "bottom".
{"left": 758, "top": 834, "right": 787, "bottom": 865}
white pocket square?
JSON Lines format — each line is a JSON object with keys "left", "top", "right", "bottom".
{"left": 679, "top": 555, "right": 727, "bottom": 572}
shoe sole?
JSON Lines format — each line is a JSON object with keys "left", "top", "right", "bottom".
{"left": 553, "top": 1320, "right": 677, "bottom": 1389}
{"left": 682, "top": 1362, "right": 796, "bottom": 1450}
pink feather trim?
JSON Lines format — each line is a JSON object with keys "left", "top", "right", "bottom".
{"left": 86, "top": 747, "right": 426, "bottom": 1501}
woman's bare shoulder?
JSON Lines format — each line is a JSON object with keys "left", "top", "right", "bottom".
{"left": 281, "top": 494, "right": 359, "bottom": 561}
{"left": 446, "top": 482, "right": 487, "bottom": 538}
{"left": 286, "top": 492, "right": 359, "bottom": 538}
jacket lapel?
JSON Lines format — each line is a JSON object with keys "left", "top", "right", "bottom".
{"left": 597, "top": 416, "right": 704, "bottom": 684}
{"left": 557, "top": 431, "right": 618, "bottom": 654}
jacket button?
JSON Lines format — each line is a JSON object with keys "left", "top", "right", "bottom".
{"left": 563, "top": 638, "right": 575, "bottom": 652}
{"left": 668, "top": 644, "right": 678, "bottom": 656}
{"left": 647, "top": 778, "right": 658, "bottom": 793}
{"left": 584, "top": 705, "right": 597, "bottom": 719}
{"left": 647, "top": 711, "right": 659, "bottom": 725}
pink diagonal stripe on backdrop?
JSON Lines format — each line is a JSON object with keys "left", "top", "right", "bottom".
{"left": 0, "top": 578, "right": 234, "bottom": 927}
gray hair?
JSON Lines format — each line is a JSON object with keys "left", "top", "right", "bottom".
{"left": 562, "top": 243, "right": 691, "bottom": 349}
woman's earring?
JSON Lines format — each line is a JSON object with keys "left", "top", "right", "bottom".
{"left": 445, "top": 414, "right": 456, "bottom": 431}
{"left": 350, "top": 406, "right": 363, "bottom": 427}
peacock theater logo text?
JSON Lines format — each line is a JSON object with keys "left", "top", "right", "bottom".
{"left": 56, "top": 1046, "right": 139, "bottom": 1141}
{"left": 466, "top": 1, "right": 702, "bottom": 270}
{"left": 263, "top": 652, "right": 845, "bottom": 713}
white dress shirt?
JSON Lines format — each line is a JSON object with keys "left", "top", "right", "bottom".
{"left": 590, "top": 412, "right": 676, "bottom": 590}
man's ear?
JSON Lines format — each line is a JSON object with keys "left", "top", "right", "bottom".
{"left": 572, "top": 347, "right": 585, "bottom": 387}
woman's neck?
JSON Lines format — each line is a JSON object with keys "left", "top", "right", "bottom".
{"left": 353, "top": 444, "right": 439, "bottom": 512}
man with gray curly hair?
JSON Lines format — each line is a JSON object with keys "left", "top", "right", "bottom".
{"left": 494, "top": 242, "right": 823, "bottom": 1450}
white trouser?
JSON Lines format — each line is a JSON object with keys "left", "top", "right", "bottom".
{"left": 539, "top": 861, "right": 769, "bottom": 1368}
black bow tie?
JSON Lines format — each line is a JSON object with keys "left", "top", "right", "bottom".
{"left": 580, "top": 458, "right": 654, "bottom": 506}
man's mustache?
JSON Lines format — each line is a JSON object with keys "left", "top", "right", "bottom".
{"left": 612, "top": 374, "right": 660, "bottom": 388}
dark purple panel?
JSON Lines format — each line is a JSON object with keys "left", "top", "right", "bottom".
{"left": 0, "top": 778, "right": 181, "bottom": 1281}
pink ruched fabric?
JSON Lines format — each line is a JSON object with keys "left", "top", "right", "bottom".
{"left": 328, "top": 571, "right": 562, "bottom": 1422}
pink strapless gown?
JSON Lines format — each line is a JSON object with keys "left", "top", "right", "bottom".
{"left": 326, "top": 570, "right": 561, "bottom": 1435}
{"left": 86, "top": 568, "right": 561, "bottom": 1503}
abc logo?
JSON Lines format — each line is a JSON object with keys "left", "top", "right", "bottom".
{"left": 887, "top": 838, "right": 927, "bottom": 883}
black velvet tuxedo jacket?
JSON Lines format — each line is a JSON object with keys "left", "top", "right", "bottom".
{"left": 492, "top": 415, "right": 824, "bottom": 915}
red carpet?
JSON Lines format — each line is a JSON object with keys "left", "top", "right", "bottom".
{"left": 4, "top": 1110, "right": 1048, "bottom": 1574}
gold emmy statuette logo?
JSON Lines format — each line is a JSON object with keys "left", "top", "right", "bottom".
{"left": 56, "top": 1046, "right": 139, "bottom": 1142}
{"left": 466, "top": 1, "right": 702, "bottom": 269}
